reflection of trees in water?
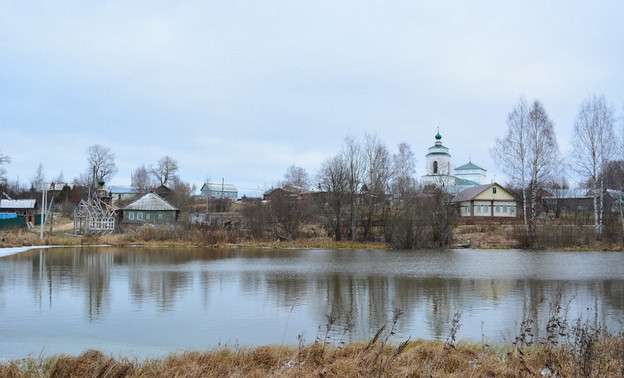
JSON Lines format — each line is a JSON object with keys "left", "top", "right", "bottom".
{"left": 244, "top": 270, "right": 624, "bottom": 342}
{"left": 129, "top": 270, "right": 189, "bottom": 311}
{"left": 0, "top": 248, "right": 113, "bottom": 320}
{"left": 1, "top": 247, "right": 624, "bottom": 340}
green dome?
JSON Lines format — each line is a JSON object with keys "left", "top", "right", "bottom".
{"left": 435, "top": 131, "right": 442, "bottom": 140}
{"left": 98, "top": 178, "right": 105, "bottom": 187}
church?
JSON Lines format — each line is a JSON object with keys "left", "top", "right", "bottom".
{"left": 421, "top": 131, "right": 487, "bottom": 189}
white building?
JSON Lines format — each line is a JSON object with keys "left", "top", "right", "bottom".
{"left": 454, "top": 161, "right": 487, "bottom": 186}
{"left": 421, "top": 131, "right": 454, "bottom": 187}
{"left": 421, "top": 131, "right": 486, "bottom": 189}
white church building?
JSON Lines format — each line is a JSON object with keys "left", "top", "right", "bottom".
{"left": 421, "top": 131, "right": 487, "bottom": 189}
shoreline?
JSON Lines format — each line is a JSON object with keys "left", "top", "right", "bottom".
{"left": 1, "top": 336, "right": 622, "bottom": 377}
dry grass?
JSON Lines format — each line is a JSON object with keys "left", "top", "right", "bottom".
{"left": 1, "top": 335, "right": 622, "bottom": 377}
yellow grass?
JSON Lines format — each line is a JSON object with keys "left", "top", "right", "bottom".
{"left": 1, "top": 337, "right": 622, "bottom": 377}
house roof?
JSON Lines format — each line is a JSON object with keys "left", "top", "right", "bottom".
{"left": 455, "top": 161, "right": 485, "bottom": 171}
{"left": 452, "top": 183, "right": 515, "bottom": 202}
{"left": 110, "top": 186, "right": 139, "bottom": 194}
{"left": 454, "top": 177, "right": 480, "bottom": 187}
{"left": 201, "top": 183, "right": 238, "bottom": 192}
{"left": 0, "top": 199, "right": 37, "bottom": 209}
{"left": 123, "top": 192, "right": 178, "bottom": 211}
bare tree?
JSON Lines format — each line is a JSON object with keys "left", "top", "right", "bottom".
{"left": 491, "top": 98, "right": 530, "bottom": 230}
{"left": 168, "top": 175, "right": 196, "bottom": 213}
{"left": 492, "top": 98, "right": 560, "bottom": 238}
{"left": 526, "top": 100, "right": 560, "bottom": 237}
{"left": 361, "top": 134, "right": 393, "bottom": 240}
{"left": 132, "top": 164, "right": 154, "bottom": 194}
{"left": 385, "top": 142, "right": 417, "bottom": 242}
{"left": 30, "top": 163, "right": 46, "bottom": 191}
{"left": 268, "top": 191, "right": 313, "bottom": 240}
{"left": 151, "top": 156, "right": 179, "bottom": 186}
{"left": 572, "top": 95, "right": 615, "bottom": 240}
{"left": 282, "top": 165, "right": 310, "bottom": 189}
{"left": 343, "top": 136, "right": 364, "bottom": 240}
{"left": 0, "top": 150, "right": 10, "bottom": 185}
{"left": 86, "top": 145, "right": 118, "bottom": 186}
{"left": 317, "top": 154, "right": 348, "bottom": 240}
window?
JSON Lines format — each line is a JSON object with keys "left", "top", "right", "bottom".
{"left": 433, "top": 161, "right": 438, "bottom": 174}
{"left": 137, "top": 212, "right": 143, "bottom": 220}
{"left": 128, "top": 212, "right": 135, "bottom": 220}
{"left": 495, "top": 205, "right": 500, "bottom": 213}
{"left": 503, "top": 205, "right": 508, "bottom": 213}
{"left": 476, "top": 205, "right": 481, "bottom": 213}
{"left": 158, "top": 213, "right": 164, "bottom": 220}
{"left": 464, "top": 205, "right": 469, "bottom": 213}
{"left": 484, "top": 205, "right": 489, "bottom": 213}
{"left": 165, "top": 213, "right": 171, "bottom": 220}
{"left": 146, "top": 213, "right": 151, "bottom": 220}
{"left": 510, "top": 205, "right": 515, "bottom": 214}
{"left": 492, "top": 187, "right": 497, "bottom": 194}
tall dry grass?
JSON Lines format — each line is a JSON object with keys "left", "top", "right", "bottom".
{"left": 1, "top": 335, "right": 622, "bottom": 377}
{"left": 2, "top": 305, "right": 622, "bottom": 377}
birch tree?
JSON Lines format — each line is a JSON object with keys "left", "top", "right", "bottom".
{"left": 492, "top": 98, "right": 560, "bottom": 238}
{"left": 30, "top": 163, "right": 46, "bottom": 191}
{"left": 361, "top": 134, "right": 393, "bottom": 240}
{"left": 572, "top": 95, "right": 615, "bottom": 240}
{"left": 491, "top": 98, "right": 530, "bottom": 230}
{"left": 526, "top": 100, "right": 560, "bottom": 237}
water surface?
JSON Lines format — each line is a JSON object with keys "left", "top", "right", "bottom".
{"left": 0, "top": 247, "right": 622, "bottom": 359}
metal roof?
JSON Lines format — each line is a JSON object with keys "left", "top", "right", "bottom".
{"left": 110, "top": 186, "right": 139, "bottom": 194}
{"left": 454, "top": 177, "right": 480, "bottom": 187}
{"left": 123, "top": 192, "right": 178, "bottom": 211}
{"left": 455, "top": 161, "right": 485, "bottom": 171}
{"left": 0, "top": 199, "right": 37, "bottom": 209}
{"left": 201, "top": 183, "right": 238, "bottom": 192}
{"left": 450, "top": 183, "right": 517, "bottom": 202}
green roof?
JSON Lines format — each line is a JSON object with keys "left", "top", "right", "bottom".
{"left": 454, "top": 177, "right": 480, "bottom": 186}
{"left": 426, "top": 151, "right": 451, "bottom": 156}
{"left": 455, "top": 161, "right": 485, "bottom": 171}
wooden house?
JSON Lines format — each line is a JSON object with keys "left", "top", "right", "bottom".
{"left": 121, "top": 192, "right": 179, "bottom": 224}
{"left": 200, "top": 183, "right": 238, "bottom": 200}
{"left": 452, "top": 183, "right": 518, "bottom": 218}
{"left": 0, "top": 199, "right": 38, "bottom": 216}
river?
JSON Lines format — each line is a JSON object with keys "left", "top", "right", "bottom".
{"left": 0, "top": 246, "right": 622, "bottom": 360}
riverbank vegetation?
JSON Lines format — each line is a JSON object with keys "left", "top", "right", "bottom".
{"left": 2, "top": 215, "right": 623, "bottom": 251}
{"left": 2, "top": 314, "right": 622, "bottom": 377}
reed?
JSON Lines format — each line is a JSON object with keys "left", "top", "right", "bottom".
{"left": 1, "top": 304, "right": 622, "bottom": 377}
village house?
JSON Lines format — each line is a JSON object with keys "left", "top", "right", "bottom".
{"left": 110, "top": 186, "right": 139, "bottom": 203}
{"left": 263, "top": 185, "right": 309, "bottom": 201}
{"left": 541, "top": 188, "right": 624, "bottom": 217}
{"left": 452, "top": 183, "right": 519, "bottom": 218}
{"left": 0, "top": 199, "right": 38, "bottom": 216}
{"left": 200, "top": 183, "right": 238, "bottom": 200}
{"left": 121, "top": 192, "right": 179, "bottom": 224}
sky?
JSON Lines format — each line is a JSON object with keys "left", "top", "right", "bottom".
{"left": 1, "top": 1, "right": 623, "bottom": 197}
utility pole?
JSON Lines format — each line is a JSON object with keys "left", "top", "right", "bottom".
{"left": 39, "top": 183, "right": 47, "bottom": 239}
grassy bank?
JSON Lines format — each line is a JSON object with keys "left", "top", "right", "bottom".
{"left": 2, "top": 220, "right": 623, "bottom": 251}
{"left": 2, "top": 335, "right": 623, "bottom": 377}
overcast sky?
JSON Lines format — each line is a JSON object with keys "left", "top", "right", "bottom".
{"left": 1, "top": 1, "right": 623, "bottom": 196}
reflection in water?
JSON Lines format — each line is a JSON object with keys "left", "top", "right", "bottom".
{"left": 0, "top": 247, "right": 622, "bottom": 359}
